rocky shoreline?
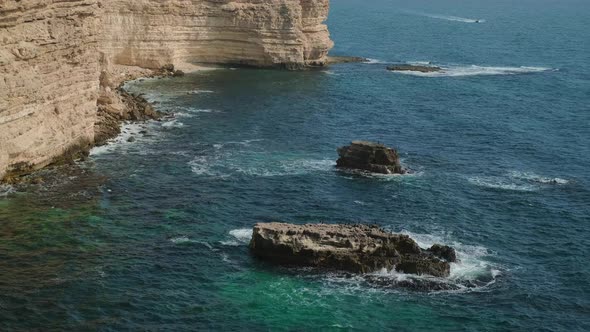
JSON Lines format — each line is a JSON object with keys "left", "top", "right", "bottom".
{"left": 1, "top": 65, "right": 183, "bottom": 185}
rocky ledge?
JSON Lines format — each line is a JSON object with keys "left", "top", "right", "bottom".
{"left": 250, "top": 222, "right": 457, "bottom": 277}
{"left": 387, "top": 65, "right": 442, "bottom": 73}
{"left": 336, "top": 141, "right": 406, "bottom": 174}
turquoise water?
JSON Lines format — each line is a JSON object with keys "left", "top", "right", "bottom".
{"left": 1, "top": 0, "right": 590, "bottom": 330}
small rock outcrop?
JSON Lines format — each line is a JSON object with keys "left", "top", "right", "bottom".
{"left": 250, "top": 222, "right": 457, "bottom": 277}
{"left": 387, "top": 65, "right": 442, "bottom": 73}
{"left": 336, "top": 141, "right": 405, "bottom": 174}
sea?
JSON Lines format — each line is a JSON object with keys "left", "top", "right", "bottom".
{"left": 1, "top": 0, "right": 589, "bottom": 330}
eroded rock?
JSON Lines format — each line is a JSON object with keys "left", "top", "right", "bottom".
{"left": 250, "top": 222, "right": 456, "bottom": 277}
{"left": 336, "top": 141, "right": 406, "bottom": 174}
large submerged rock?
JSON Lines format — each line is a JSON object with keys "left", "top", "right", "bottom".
{"left": 250, "top": 223, "right": 457, "bottom": 277}
{"left": 336, "top": 141, "right": 406, "bottom": 174}
{"left": 387, "top": 65, "right": 442, "bottom": 73}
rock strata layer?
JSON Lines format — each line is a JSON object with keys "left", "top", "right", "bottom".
{"left": 250, "top": 222, "right": 456, "bottom": 277}
{"left": 336, "top": 141, "right": 406, "bottom": 174}
{"left": 0, "top": 0, "right": 334, "bottom": 181}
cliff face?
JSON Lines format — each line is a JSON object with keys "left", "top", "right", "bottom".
{"left": 0, "top": 1, "right": 101, "bottom": 179}
{"left": 100, "top": 0, "right": 333, "bottom": 69}
{"left": 0, "top": 0, "right": 333, "bottom": 180}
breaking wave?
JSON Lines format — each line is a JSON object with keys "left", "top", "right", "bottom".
{"left": 468, "top": 171, "right": 569, "bottom": 191}
{"left": 330, "top": 230, "right": 502, "bottom": 292}
{"left": 90, "top": 122, "right": 152, "bottom": 156}
{"left": 509, "top": 171, "right": 569, "bottom": 185}
{"left": 161, "top": 119, "right": 184, "bottom": 128}
{"left": 221, "top": 228, "right": 253, "bottom": 246}
{"left": 364, "top": 58, "right": 386, "bottom": 64}
{"left": 394, "top": 64, "right": 555, "bottom": 77}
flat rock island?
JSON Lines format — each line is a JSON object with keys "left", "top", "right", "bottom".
{"left": 249, "top": 222, "right": 457, "bottom": 277}
{"left": 336, "top": 141, "right": 406, "bottom": 174}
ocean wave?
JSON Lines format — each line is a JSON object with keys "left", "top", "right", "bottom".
{"left": 364, "top": 58, "right": 386, "bottom": 64}
{"left": 221, "top": 228, "right": 253, "bottom": 246}
{"left": 188, "top": 150, "right": 335, "bottom": 179}
{"left": 394, "top": 64, "right": 555, "bottom": 77}
{"left": 169, "top": 236, "right": 214, "bottom": 249}
{"left": 170, "top": 236, "right": 191, "bottom": 244}
{"left": 90, "top": 122, "right": 151, "bottom": 156}
{"left": 509, "top": 171, "right": 569, "bottom": 185}
{"left": 161, "top": 119, "right": 184, "bottom": 128}
{"left": 338, "top": 168, "right": 423, "bottom": 181}
{"left": 467, "top": 176, "right": 538, "bottom": 192}
{"left": 187, "top": 89, "right": 215, "bottom": 95}
{"left": 173, "top": 112, "right": 195, "bottom": 118}
{"left": 468, "top": 171, "right": 569, "bottom": 191}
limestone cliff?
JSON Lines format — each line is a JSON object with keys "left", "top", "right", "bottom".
{"left": 0, "top": 0, "right": 333, "bottom": 181}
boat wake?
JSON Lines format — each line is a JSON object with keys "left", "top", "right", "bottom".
{"left": 406, "top": 11, "right": 485, "bottom": 23}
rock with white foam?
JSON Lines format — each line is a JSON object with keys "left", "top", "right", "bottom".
{"left": 249, "top": 222, "right": 456, "bottom": 277}
{"left": 387, "top": 64, "right": 442, "bottom": 73}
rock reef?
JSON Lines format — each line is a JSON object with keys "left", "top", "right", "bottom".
{"left": 250, "top": 222, "right": 457, "bottom": 277}
{"left": 387, "top": 64, "right": 442, "bottom": 73}
{"left": 336, "top": 141, "right": 406, "bottom": 174}
{"left": 0, "top": 0, "right": 334, "bottom": 181}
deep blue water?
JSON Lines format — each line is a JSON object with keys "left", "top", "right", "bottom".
{"left": 1, "top": 0, "right": 590, "bottom": 330}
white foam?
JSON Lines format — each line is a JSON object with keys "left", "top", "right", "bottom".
{"left": 90, "top": 122, "right": 149, "bottom": 156}
{"left": 0, "top": 184, "right": 15, "bottom": 197}
{"left": 188, "top": 150, "right": 335, "bottom": 178}
{"left": 405, "top": 11, "right": 485, "bottom": 24}
{"left": 170, "top": 236, "right": 191, "bottom": 244}
{"left": 424, "top": 14, "right": 485, "bottom": 23}
{"left": 364, "top": 58, "right": 385, "bottom": 64}
{"left": 174, "top": 112, "right": 195, "bottom": 118}
{"left": 339, "top": 168, "right": 423, "bottom": 181}
{"left": 169, "top": 236, "right": 214, "bottom": 249}
{"left": 509, "top": 171, "right": 569, "bottom": 185}
{"left": 221, "top": 228, "right": 253, "bottom": 246}
{"left": 161, "top": 119, "right": 184, "bottom": 128}
{"left": 223, "top": 138, "right": 264, "bottom": 146}
{"left": 187, "top": 89, "right": 215, "bottom": 95}
{"left": 468, "top": 170, "right": 569, "bottom": 191}
{"left": 467, "top": 176, "right": 538, "bottom": 192}
{"left": 395, "top": 230, "right": 499, "bottom": 290}
{"left": 393, "top": 64, "right": 555, "bottom": 77}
